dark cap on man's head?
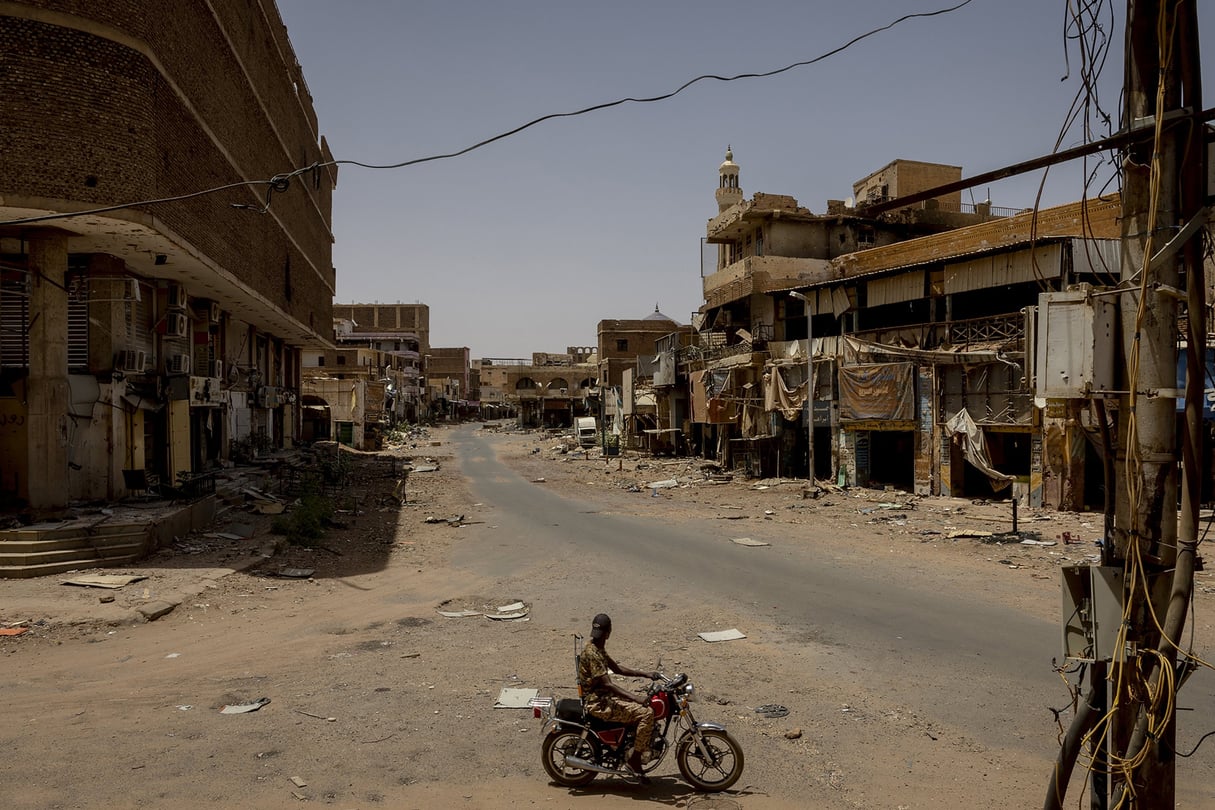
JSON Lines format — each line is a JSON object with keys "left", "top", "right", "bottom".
{"left": 591, "top": 613, "right": 612, "bottom": 639}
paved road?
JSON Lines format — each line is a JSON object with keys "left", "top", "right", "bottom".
{"left": 450, "top": 427, "right": 1056, "bottom": 748}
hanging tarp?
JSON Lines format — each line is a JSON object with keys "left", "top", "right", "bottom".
{"left": 689, "top": 370, "right": 708, "bottom": 423}
{"left": 763, "top": 365, "right": 805, "bottom": 420}
{"left": 838, "top": 362, "right": 915, "bottom": 421}
{"left": 944, "top": 408, "right": 1014, "bottom": 490}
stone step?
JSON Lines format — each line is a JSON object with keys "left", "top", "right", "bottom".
{"left": 0, "top": 548, "right": 147, "bottom": 578}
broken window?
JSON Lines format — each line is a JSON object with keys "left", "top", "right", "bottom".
{"left": 616, "top": 339, "right": 629, "bottom": 352}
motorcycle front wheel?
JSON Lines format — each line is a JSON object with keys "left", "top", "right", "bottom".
{"left": 541, "top": 728, "right": 599, "bottom": 787}
{"left": 676, "top": 728, "right": 744, "bottom": 792}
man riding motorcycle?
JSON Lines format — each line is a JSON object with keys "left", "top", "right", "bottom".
{"left": 576, "top": 613, "right": 661, "bottom": 778}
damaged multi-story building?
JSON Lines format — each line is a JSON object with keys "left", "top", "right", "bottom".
{"left": 0, "top": 1, "right": 336, "bottom": 519}
{"left": 684, "top": 148, "right": 1124, "bottom": 510}
{"left": 481, "top": 349, "right": 598, "bottom": 428}
{"left": 302, "top": 304, "right": 429, "bottom": 447}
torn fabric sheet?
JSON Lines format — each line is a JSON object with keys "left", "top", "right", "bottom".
{"left": 944, "top": 409, "right": 1015, "bottom": 491}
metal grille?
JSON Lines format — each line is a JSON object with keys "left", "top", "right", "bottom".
{"left": 68, "top": 296, "right": 88, "bottom": 371}
{"left": 1, "top": 280, "right": 29, "bottom": 367}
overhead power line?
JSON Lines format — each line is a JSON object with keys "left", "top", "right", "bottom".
{"left": 0, "top": 0, "right": 975, "bottom": 228}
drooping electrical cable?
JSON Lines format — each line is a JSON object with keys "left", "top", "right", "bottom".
{"left": 0, "top": 0, "right": 975, "bottom": 228}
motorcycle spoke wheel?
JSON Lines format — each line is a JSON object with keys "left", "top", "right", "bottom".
{"left": 676, "top": 729, "right": 744, "bottom": 792}
{"left": 541, "top": 728, "right": 598, "bottom": 787}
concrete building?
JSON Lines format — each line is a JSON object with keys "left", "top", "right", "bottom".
{"left": 329, "top": 304, "right": 428, "bottom": 421}
{"left": 685, "top": 148, "right": 1125, "bottom": 509}
{"left": 426, "top": 347, "right": 471, "bottom": 420}
{"left": 0, "top": 1, "right": 335, "bottom": 516}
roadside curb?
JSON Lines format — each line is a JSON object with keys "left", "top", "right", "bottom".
{"left": 119, "top": 541, "right": 283, "bottom": 626}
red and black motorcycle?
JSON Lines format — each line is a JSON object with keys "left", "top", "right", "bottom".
{"left": 532, "top": 670, "right": 744, "bottom": 791}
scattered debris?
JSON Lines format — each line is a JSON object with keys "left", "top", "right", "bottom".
{"left": 698, "top": 628, "right": 746, "bottom": 643}
{"left": 412, "top": 464, "right": 439, "bottom": 473}
{"left": 495, "top": 687, "right": 539, "bottom": 708}
{"left": 425, "top": 515, "right": 466, "bottom": 526}
{"left": 437, "top": 609, "right": 481, "bottom": 618}
{"left": 754, "top": 704, "right": 790, "bottom": 718}
{"left": 647, "top": 479, "right": 679, "bottom": 490}
{"left": 269, "top": 568, "right": 315, "bottom": 579}
{"left": 0, "top": 627, "right": 29, "bottom": 637}
{"left": 947, "top": 529, "right": 994, "bottom": 539}
{"left": 731, "top": 537, "right": 770, "bottom": 547}
{"left": 295, "top": 709, "right": 336, "bottom": 722}
{"left": 220, "top": 697, "right": 271, "bottom": 714}
{"left": 62, "top": 574, "right": 148, "bottom": 589}
{"left": 290, "top": 776, "right": 308, "bottom": 788}
{"left": 1019, "top": 538, "right": 1057, "bottom": 546}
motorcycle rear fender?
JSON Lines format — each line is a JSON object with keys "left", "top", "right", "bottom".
{"left": 542, "top": 718, "right": 592, "bottom": 737}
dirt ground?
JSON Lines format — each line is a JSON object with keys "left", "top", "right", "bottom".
{"left": 3, "top": 422, "right": 1215, "bottom": 809}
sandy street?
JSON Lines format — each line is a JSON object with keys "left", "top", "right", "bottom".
{"left": 3, "top": 423, "right": 1215, "bottom": 809}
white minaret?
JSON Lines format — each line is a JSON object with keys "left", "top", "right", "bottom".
{"left": 715, "top": 145, "right": 742, "bottom": 213}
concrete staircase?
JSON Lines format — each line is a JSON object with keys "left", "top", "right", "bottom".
{"left": 0, "top": 456, "right": 295, "bottom": 579}
{"left": 0, "top": 523, "right": 154, "bottom": 579}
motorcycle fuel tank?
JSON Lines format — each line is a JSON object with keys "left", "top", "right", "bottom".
{"left": 649, "top": 692, "right": 669, "bottom": 720}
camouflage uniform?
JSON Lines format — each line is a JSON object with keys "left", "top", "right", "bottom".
{"left": 578, "top": 642, "right": 655, "bottom": 753}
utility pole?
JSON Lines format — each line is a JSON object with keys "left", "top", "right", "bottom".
{"left": 1108, "top": 1, "right": 1203, "bottom": 806}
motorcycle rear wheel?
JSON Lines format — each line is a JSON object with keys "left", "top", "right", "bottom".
{"left": 541, "top": 728, "right": 599, "bottom": 787}
{"left": 676, "top": 729, "right": 744, "bottom": 792}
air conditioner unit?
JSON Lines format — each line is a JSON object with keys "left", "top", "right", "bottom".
{"left": 208, "top": 360, "right": 223, "bottom": 379}
{"left": 167, "top": 353, "right": 191, "bottom": 375}
{"left": 166, "top": 312, "right": 188, "bottom": 338}
{"left": 167, "top": 283, "right": 187, "bottom": 310}
{"left": 115, "top": 349, "right": 139, "bottom": 371}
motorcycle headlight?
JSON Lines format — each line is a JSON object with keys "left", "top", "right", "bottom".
{"left": 683, "top": 683, "right": 696, "bottom": 702}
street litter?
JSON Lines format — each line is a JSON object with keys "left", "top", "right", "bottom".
{"left": 412, "top": 464, "right": 439, "bottom": 473}
{"left": 495, "top": 687, "right": 539, "bottom": 708}
{"left": 947, "top": 529, "right": 994, "bottom": 539}
{"left": 425, "top": 515, "right": 465, "bottom": 525}
{"left": 731, "top": 537, "right": 770, "bottom": 547}
{"left": 486, "top": 610, "right": 529, "bottom": 621}
{"left": 497, "top": 601, "right": 525, "bottom": 612}
{"left": 647, "top": 479, "right": 678, "bottom": 489}
{"left": 165, "top": 652, "right": 181, "bottom": 658}
{"left": 290, "top": 776, "right": 308, "bottom": 788}
{"left": 62, "top": 574, "right": 147, "bottom": 589}
{"left": 254, "top": 502, "right": 286, "bottom": 515}
{"left": 437, "top": 609, "right": 482, "bottom": 618}
{"left": 698, "top": 628, "right": 746, "bottom": 643}
{"left": 0, "top": 627, "right": 29, "bottom": 636}
{"left": 531, "top": 477, "right": 546, "bottom": 483}
{"left": 1019, "top": 538, "right": 1057, "bottom": 546}
{"left": 220, "top": 697, "right": 271, "bottom": 714}
{"left": 269, "top": 568, "right": 315, "bottom": 579}
{"left": 176, "top": 705, "right": 193, "bottom": 711}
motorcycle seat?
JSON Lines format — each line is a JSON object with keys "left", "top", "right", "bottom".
{"left": 556, "top": 698, "right": 628, "bottom": 732}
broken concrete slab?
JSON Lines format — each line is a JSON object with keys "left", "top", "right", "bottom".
{"left": 698, "top": 628, "right": 746, "bottom": 643}
{"left": 136, "top": 600, "right": 178, "bottom": 621}
{"left": 62, "top": 574, "right": 148, "bottom": 589}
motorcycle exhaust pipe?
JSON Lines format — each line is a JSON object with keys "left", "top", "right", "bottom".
{"left": 564, "top": 755, "right": 621, "bottom": 776}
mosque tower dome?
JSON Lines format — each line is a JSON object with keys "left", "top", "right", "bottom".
{"left": 715, "top": 145, "right": 743, "bottom": 213}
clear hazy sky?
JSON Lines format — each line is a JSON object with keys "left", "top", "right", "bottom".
{"left": 276, "top": 1, "right": 1212, "bottom": 359}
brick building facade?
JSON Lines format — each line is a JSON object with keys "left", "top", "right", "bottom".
{"left": 0, "top": 1, "right": 335, "bottom": 514}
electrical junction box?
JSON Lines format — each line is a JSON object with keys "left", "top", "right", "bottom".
{"left": 1033, "top": 290, "right": 1115, "bottom": 399}
{"left": 1062, "top": 565, "right": 1126, "bottom": 662}
{"left": 1062, "top": 564, "right": 1171, "bottom": 662}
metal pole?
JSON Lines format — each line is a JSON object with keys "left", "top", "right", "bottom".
{"left": 789, "top": 292, "right": 814, "bottom": 483}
